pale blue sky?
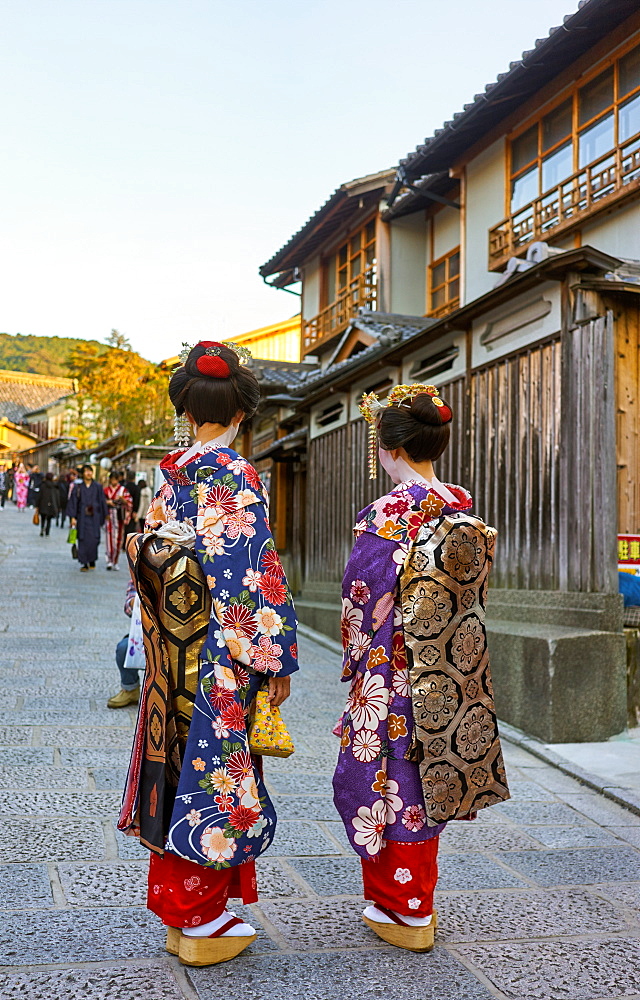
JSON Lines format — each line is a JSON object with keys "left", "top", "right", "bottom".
{"left": 0, "top": 0, "right": 580, "bottom": 361}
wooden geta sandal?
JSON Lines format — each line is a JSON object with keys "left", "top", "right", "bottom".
{"left": 362, "top": 904, "right": 436, "bottom": 953}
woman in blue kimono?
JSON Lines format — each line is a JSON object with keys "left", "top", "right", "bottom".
{"left": 333, "top": 383, "right": 509, "bottom": 953}
{"left": 67, "top": 464, "right": 108, "bottom": 570}
{"left": 119, "top": 340, "right": 298, "bottom": 967}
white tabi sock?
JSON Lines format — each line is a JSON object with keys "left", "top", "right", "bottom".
{"left": 182, "top": 909, "right": 256, "bottom": 938}
{"left": 364, "top": 904, "right": 433, "bottom": 928}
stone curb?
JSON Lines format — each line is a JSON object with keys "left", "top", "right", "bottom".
{"left": 297, "top": 622, "right": 343, "bottom": 657}
{"left": 499, "top": 719, "right": 640, "bottom": 819}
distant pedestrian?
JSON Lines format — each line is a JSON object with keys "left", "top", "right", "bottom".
{"left": 107, "top": 579, "right": 144, "bottom": 708}
{"left": 27, "top": 465, "right": 42, "bottom": 507}
{"left": 333, "top": 382, "right": 510, "bottom": 953}
{"left": 104, "top": 472, "right": 133, "bottom": 570}
{"left": 135, "top": 479, "right": 152, "bottom": 531}
{"left": 59, "top": 468, "right": 78, "bottom": 529}
{"left": 37, "top": 472, "right": 60, "bottom": 536}
{"left": 13, "top": 462, "right": 29, "bottom": 510}
{"left": 0, "top": 464, "right": 6, "bottom": 508}
{"left": 67, "top": 464, "right": 107, "bottom": 571}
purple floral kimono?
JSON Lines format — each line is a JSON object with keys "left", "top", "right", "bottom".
{"left": 333, "top": 479, "right": 508, "bottom": 860}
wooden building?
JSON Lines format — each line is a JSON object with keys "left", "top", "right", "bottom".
{"left": 258, "top": 0, "right": 640, "bottom": 743}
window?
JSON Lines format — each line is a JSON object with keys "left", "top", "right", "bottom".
{"left": 491, "top": 39, "right": 640, "bottom": 266}
{"left": 326, "top": 218, "right": 376, "bottom": 304}
{"left": 508, "top": 42, "right": 640, "bottom": 215}
{"left": 428, "top": 248, "right": 460, "bottom": 317}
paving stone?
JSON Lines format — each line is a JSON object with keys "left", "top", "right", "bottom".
{"left": 561, "top": 792, "right": 640, "bottom": 827}
{"left": 439, "top": 823, "right": 540, "bottom": 852}
{"left": 28, "top": 696, "right": 95, "bottom": 710}
{"left": 497, "top": 846, "right": 640, "bottom": 885}
{"left": 260, "top": 897, "right": 381, "bottom": 949}
{"left": 436, "top": 888, "right": 631, "bottom": 942}
{"left": 223, "top": 903, "right": 278, "bottom": 953}
{"left": 520, "top": 824, "right": 623, "bottom": 848}
{"left": 61, "top": 748, "right": 131, "bottom": 766}
{"left": 253, "top": 859, "right": 306, "bottom": 898}
{"left": 40, "top": 727, "right": 134, "bottom": 748}
{"left": 274, "top": 794, "right": 340, "bottom": 821}
{"left": 0, "top": 864, "right": 53, "bottom": 907}
{"left": 0, "top": 748, "right": 54, "bottom": 765}
{"left": 0, "top": 966, "right": 185, "bottom": 999}
{"left": 609, "top": 826, "right": 640, "bottom": 849}
{"left": 289, "top": 857, "right": 362, "bottom": 896}
{"left": 598, "top": 882, "right": 640, "bottom": 913}
{"left": 269, "top": 821, "right": 342, "bottom": 857}
{"left": 323, "top": 821, "right": 353, "bottom": 853}
{"left": 113, "top": 825, "right": 150, "bottom": 860}
{"left": 515, "top": 766, "right": 587, "bottom": 795}
{"left": 57, "top": 862, "right": 147, "bottom": 906}
{"left": 91, "top": 767, "right": 128, "bottom": 789}
{"left": 0, "top": 727, "right": 31, "bottom": 746}
{"left": 188, "top": 945, "right": 495, "bottom": 1000}
{"left": 504, "top": 780, "right": 556, "bottom": 802}
{"left": 0, "top": 765, "right": 89, "bottom": 789}
{"left": 0, "top": 710, "right": 131, "bottom": 727}
{"left": 489, "top": 800, "right": 591, "bottom": 826}
{"left": 0, "top": 907, "right": 165, "bottom": 965}
{"left": 458, "top": 936, "right": 640, "bottom": 1000}
{"left": 265, "top": 771, "right": 334, "bottom": 795}
{"left": 437, "top": 852, "right": 529, "bottom": 890}
{"left": 266, "top": 755, "right": 337, "bottom": 775}
{"left": 1, "top": 819, "right": 106, "bottom": 862}
{"left": 0, "top": 790, "right": 121, "bottom": 816}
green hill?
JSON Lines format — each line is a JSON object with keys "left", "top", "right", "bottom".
{"left": 0, "top": 333, "right": 107, "bottom": 377}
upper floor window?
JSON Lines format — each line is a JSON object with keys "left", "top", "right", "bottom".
{"left": 428, "top": 247, "right": 460, "bottom": 317}
{"left": 325, "top": 218, "right": 376, "bottom": 305}
{"left": 490, "top": 40, "right": 640, "bottom": 268}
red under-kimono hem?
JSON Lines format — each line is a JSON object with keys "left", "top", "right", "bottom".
{"left": 360, "top": 837, "right": 439, "bottom": 918}
{"left": 147, "top": 852, "right": 258, "bottom": 928}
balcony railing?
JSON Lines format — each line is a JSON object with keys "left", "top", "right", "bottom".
{"left": 303, "top": 265, "right": 376, "bottom": 355}
{"left": 489, "top": 133, "right": 640, "bottom": 270}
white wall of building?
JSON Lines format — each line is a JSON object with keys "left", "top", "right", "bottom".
{"left": 389, "top": 213, "right": 427, "bottom": 315}
{"left": 581, "top": 205, "right": 640, "bottom": 259}
{"left": 432, "top": 205, "right": 461, "bottom": 262}
{"left": 464, "top": 137, "right": 506, "bottom": 305}
{"left": 301, "top": 256, "right": 321, "bottom": 320}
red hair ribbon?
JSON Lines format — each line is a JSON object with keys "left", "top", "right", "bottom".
{"left": 439, "top": 404, "right": 452, "bottom": 422}
{"left": 195, "top": 341, "right": 231, "bottom": 378}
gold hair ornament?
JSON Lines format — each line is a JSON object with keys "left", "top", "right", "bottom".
{"left": 359, "top": 383, "right": 449, "bottom": 479}
{"left": 176, "top": 340, "right": 253, "bottom": 368}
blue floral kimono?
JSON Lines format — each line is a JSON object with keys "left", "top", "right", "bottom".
{"left": 119, "top": 444, "right": 298, "bottom": 870}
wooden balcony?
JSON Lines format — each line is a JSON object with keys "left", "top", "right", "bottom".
{"left": 488, "top": 134, "right": 640, "bottom": 270}
{"left": 303, "top": 265, "right": 376, "bottom": 355}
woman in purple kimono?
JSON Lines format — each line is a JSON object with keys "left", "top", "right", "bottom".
{"left": 333, "top": 383, "right": 509, "bottom": 953}
{"left": 119, "top": 341, "right": 298, "bottom": 967}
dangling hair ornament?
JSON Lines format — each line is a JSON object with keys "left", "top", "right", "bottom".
{"left": 174, "top": 411, "right": 192, "bottom": 448}
{"left": 359, "top": 383, "right": 452, "bottom": 479}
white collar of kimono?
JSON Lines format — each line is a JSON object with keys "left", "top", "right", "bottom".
{"left": 378, "top": 448, "right": 459, "bottom": 506}
{"left": 174, "top": 422, "right": 240, "bottom": 468}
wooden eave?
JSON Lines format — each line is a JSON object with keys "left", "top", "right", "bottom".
{"left": 291, "top": 245, "right": 623, "bottom": 409}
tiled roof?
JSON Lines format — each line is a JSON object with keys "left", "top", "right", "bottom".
{"left": 0, "top": 371, "right": 75, "bottom": 423}
{"left": 395, "top": 0, "right": 632, "bottom": 188}
{"left": 259, "top": 169, "right": 395, "bottom": 279}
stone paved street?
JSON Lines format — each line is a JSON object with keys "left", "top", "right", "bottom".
{"left": 2, "top": 502, "right": 640, "bottom": 999}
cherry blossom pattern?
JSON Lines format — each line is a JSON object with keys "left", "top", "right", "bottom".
{"left": 402, "top": 804, "right": 426, "bottom": 832}
{"left": 349, "top": 672, "right": 389, "bottom": 731}
{"left": 394, "top": 867, "right": 412, "bottom": 884}
{"left": 255, "top": 607, "right": 285, "bottom": 636}
{"left": 251, "top": 635, "right": 283, "bottom": 673}
{"left": 352, "top": 800, "right": 387, "bottom": 855}
{"left": 200, "top": 826, "right": 237, "bottom": 863}
{"left": 407, "top": 898, "right": 422, "bottom": 910}
{"left": 350, "top": 579, "right": 371, "bottom": 604}
{"left": 340, "top": 598, "right": 364, "bottom": 648}
{"left": 242, "top": 568, "right": 262, "bottom": 592}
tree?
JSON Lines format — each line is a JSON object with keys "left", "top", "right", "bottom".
{"left": 67, "top": 331, "right": 172, "bottom": 448}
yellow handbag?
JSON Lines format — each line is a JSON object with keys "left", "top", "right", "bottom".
{"left": 249, "top": 688, "right": 295, "bottom": 758}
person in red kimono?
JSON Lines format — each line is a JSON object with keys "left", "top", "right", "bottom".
{"left": 333, "top": 383, "right": 510, "bottom": 953}
{"left": 104, "top": 471, "right": 133, "bottom": 570}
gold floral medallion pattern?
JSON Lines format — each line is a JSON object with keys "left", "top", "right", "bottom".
{"left": 400, "top": 513, "right": 510, "bottom": 824}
